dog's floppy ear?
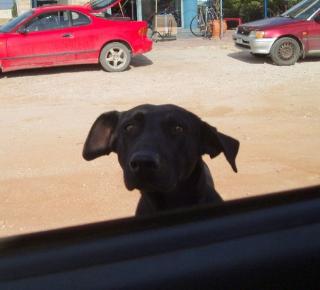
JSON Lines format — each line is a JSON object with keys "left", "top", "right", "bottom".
{"left": 201, "top": 122, "right": 239, "bottom": 172}
{"left": 83, "top": 111, "right": 120, "bottom": 161}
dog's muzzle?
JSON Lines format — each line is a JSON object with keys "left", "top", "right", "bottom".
{"left": 129, "top": 151, "right": 160, "bottom": 174}
{"left": 125, "top": 150, "right": 176, "bottom": 192}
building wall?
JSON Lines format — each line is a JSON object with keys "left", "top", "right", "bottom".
{"left": 16, "top": 0, "right": 86, "bottom": 12}
{"left": 0, "top": 10, "right": 12, "bottom": 23}
{"left": 17, "top": 0, "right": 31, "bottom": 13}
{"left": 14, "top": 0, "right": 198, "bottom": 31}
{"left": 0, "top": 0, "right": 14, "bottom": 9}
{"left": 135, "top": 0, "right": 197, "bottom": 29}
{"left": 0, "top": 0, "right": 13, "bottom": 21}
{"left": 68, "top": 0, "right": 86, "bottom": 4}
{"left": 183, "top": 0, "right": 197, "bottom": 29}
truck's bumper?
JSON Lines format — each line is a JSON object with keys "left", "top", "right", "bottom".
{"left": 233, "top": 32, "right": 276, "bottom": 55}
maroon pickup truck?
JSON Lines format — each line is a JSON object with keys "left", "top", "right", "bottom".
{"left": 233, "top": 0, "right": 320, "bottom": 65}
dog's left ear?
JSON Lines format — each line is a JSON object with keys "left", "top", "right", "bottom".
{"left": 201, "top": 122, "right": 240, "bottom": 172}
{"left": 82, "top": 111, "right": 120, "bottom": 161}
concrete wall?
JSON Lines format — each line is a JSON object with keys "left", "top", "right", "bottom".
{"left": 0, "top": 9, "right": 12, "bottom": 23}
{"left": 68, "top": 0, "right": 86, "bottom": 4}
{"left": 17, "top": 0, "right": 31, "bottom": 13}
{"left": 0, "top": 0, "right": 14, "bottom": 9}
{"left": 0, "top": 0, "right": 13, "bottom": 22}
{"left": 16, "top": 0, "right": 87, "bottom": 14}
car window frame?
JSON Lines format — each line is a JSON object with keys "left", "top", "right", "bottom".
{"left": 22, "top": 10, "right": 72, "bottom": 33}
{"left": 69, "top": 10, "right": 92, "bottom": 27}
{"left": 311, "top": 8, "right": 320, "bottom": 21}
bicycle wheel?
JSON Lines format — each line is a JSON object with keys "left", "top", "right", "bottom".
{"left": 190, "top": 14, "right": 206, "bottom": 37}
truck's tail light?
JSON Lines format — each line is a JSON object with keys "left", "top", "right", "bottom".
{"left": 138, "top": 26, "right": 147, "bottom": 37}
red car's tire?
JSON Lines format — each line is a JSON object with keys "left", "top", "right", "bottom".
{"left": 99, "top": 42, "right": 131, "bottom": 72}
{"left": 270, "top": 37, "right": 301, "bottom": 66}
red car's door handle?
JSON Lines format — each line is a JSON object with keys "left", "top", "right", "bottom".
{"left": 62, "top": 33, "right": 73, "bottom": 38}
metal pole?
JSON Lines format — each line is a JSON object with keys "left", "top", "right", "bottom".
{"left": 119, "top": 2, "right": 124, "bottom": 17}
{"left": 264, "top": 0, "right": 268, "bottom": 18}
{"left": 155, "top": 0, "right": 157, "bottom": 32}
{"left": 136, "top": 0, "right": 142, "bottom": 20}
{"left": 131, "top": 0, "right": 134, "bottom": 20}
{"left": 220, "top": 0, "right": 223, "bottom": 39}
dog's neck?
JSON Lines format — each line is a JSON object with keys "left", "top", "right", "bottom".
{"left": 140, "top": 159, "right": 221, "bottom": 211}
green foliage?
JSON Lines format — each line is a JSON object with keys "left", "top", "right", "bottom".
{"left": 223, "top": 0, "right": 301, "bottom": 22}
{"left": 11, "top": 0, "right": 18, "bottom": 18}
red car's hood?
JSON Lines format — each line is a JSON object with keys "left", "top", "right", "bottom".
{"left": 84, "top": 0, "right": 123, "bottom": 13}
{"left": 241, "top": 16, "right": 303, "bottom": 30}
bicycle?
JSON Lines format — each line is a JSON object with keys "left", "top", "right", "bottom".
{"left": 190, "top": 5, "right": 218, "bottom": 38}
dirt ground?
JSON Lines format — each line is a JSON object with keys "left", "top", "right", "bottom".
{"left": 1, "top": 34, "right": 319, "bottom": 237}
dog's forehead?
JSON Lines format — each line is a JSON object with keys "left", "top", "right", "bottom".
{"left": 123, "top": 104, "right": 199, "bottom": 123}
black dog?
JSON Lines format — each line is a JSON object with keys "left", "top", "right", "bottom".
{"left": 83, "top": 104, "right": 239, "bottom": 216}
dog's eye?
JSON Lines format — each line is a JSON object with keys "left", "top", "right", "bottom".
{"left": 124, "top": 124, "right": 135, "bottom": 132}
{"left": 172, "top": 125, "right": 184, "bottom": 134}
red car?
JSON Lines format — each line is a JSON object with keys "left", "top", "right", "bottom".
{"left": 233, "top": 0, "right": 320, "bottom": 65}
{"left": 0, "top": 0, "right": 152, "bottom": 72}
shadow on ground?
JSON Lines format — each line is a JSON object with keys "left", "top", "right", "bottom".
{"left": 3, "top": 64, "right": 101, "bottom": 78}
{"left": 229, "top": 49, "right": 320, "bottom": 66}
{"left": 1, "top": 55, "right": 153, "bottom": 78}
{"left": 298, "top": 56, "right": 320, "bottom": 64}
{"left": 130, "top": 55, "right": 153, "bottom": 67}
{"left": 228, "top": 51, "right": 272, "bottom": 65}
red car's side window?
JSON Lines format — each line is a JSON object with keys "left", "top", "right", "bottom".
{"left": 25, "top": 11, "right": 70, "bottom": 32}
{"left": 70, "top": 11, "right": 91, "bottom": 27}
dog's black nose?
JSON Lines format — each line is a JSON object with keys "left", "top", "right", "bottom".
{"left": 129, "top": 152, "right": 160, "bottom": 173}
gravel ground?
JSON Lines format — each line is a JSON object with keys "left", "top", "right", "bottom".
{"left": 1, "top": 33, "right": 319, "bottom": 237}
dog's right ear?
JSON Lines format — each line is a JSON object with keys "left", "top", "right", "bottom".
{"left": 201, "top": 122, "right": 239, "bottom": 173}
{"left": 82, "top": 111, "right": 120, "bottom": 161}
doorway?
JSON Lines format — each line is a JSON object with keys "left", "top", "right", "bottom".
{"left": 141, "top": 0, "right": 182, "bottom": 27}
{"left": 32, "top": 0, "right": 58, "bottom": 7}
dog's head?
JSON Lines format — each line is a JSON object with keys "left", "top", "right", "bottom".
{"left": 83, "top": 104, "right": 239, "bottom": 193}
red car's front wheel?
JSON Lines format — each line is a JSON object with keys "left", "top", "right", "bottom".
{"left": 270, "top": 37, "right": 301, "bottom": 66}
{"left": 100, "top": 42, "right": 131, "bottom": 72}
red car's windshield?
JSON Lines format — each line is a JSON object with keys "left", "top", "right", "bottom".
{"left": 0, "top": 9, "right": 33, "bottom": 33}
{"left": 282, "top": 0, "right": 320, "bottom": 19}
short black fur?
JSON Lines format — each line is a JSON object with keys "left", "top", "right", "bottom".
{"left": 83, "top": 104, "right": 239, "bottom": 216}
